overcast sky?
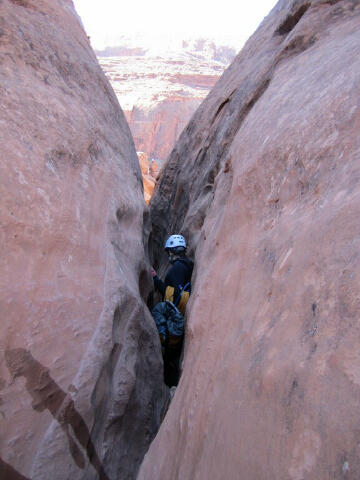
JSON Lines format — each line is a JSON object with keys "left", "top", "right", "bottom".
{"left": 73, "top": 0, "right": 279, "bottom": 50}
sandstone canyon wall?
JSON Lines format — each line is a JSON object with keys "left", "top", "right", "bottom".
{"left": 140, "top": 1, "right": 360, "bottom": 479}
{"left": 138, "top": 152, "right": 159, "bottom": 204}
{"left": 0, "top": 1, "right": 168, "bottom": 479}
{"left": 125, "top": 97, "right": 204, "bottom": 203}
{"left": 124, "top": 97, "right": 204, "bottom": 166}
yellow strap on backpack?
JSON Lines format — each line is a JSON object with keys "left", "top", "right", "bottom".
{"left": 164, "top": 286, "right": 190, "bottom": 316}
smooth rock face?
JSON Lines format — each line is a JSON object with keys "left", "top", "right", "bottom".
{"left": 140, "top": 1, "right": 360, "bottom": 479}
{"left": 0, "top": 1, "right": 167, "bottom": 479}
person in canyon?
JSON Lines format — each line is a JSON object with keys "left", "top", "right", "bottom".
{"left": 151, "top": 234, "right": 193, "bottom": 310}
{"left": 151, "top": 234, "right": 194, "bottom": 386}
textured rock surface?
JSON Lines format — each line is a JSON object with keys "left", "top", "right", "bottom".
{"left": 138, "top": 152, "right": 159, "bottom": 204}
{"left": 0, "top": 1, "right": 167, "bottom": 479}
{"left": 124, "top": 97, "right": 204, "bottom": 165}
{"left": 140, "top": 1, "right": 360, "bottom": 479}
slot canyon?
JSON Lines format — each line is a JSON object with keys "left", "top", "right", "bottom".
{"left": 1, "top": 0, "right": 360, "bottom": 479}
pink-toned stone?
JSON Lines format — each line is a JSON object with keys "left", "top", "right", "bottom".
{"left": 0, "top": 1, "right": 167, "bottom": 479}
{"left": 140, "top": 1, "right": 360, "bottom": 479}
{"left": 126, "top": 96, "right": 204, "bottom": 162}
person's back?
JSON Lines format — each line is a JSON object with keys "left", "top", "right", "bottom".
{"left": 151, "top": 234, "right": 193, "bottom": 386}
{"left": 152, "top": 235, "right": 193, "bottom": 312}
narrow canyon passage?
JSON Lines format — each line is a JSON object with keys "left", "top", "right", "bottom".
{"left": 1, "top": 1, "right": 360, "bottom": 480}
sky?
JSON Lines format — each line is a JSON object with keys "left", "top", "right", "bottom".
{"left": 72, "top": 0, "right": 279, "bottom": 51}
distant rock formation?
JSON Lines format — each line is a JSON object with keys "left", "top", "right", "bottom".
{"left": 140, "top": 0, "right": 360, "bottom": 478}
{"left": 124, "top": 97, "right": 203, "bottom": 163}
{"left": 138, "top": 152, "right": 160, "bottom": 204}
{"left": 0, "top": 1, "right": 167, "bottom": 479}
{"left": 98, "top": 39, "right": 234, "bottom": 200}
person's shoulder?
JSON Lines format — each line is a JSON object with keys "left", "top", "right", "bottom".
{"left": 176, "top": 257, "right": 194, "bottom": 270}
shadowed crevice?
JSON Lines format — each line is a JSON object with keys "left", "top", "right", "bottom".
{"left": 275, "top": 34, "right": 317, "bottom": 66}
{"left": 242, "top": 78, "right": 271, "bottom": 116}
{"left": 212, "top": 98, "right": 230, "bottom": 123}
{"left": 275, "top": 3, "right": 311, "bottom": 35}
{"left": 211, "top": 89, "right": 237, "bottom": 124}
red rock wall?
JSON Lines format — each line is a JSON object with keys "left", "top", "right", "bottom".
{"left": 140, "top": 1, "right": 360, "bottom": 479}
{"left": 0, "top": 1, "right": 167, "bottom": 479}
{"left": 125, "top": 96, "right": 203, "bottom": 162}
{"left": 138, "top": 152, "right": 159, "bottom": 204}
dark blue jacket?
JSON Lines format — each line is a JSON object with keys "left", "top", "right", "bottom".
{"left": 154, "top": 257, "right": 193, "bottom": 302}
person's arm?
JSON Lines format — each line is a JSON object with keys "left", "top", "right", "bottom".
{"left": 151, "top": 268, "right": 166, "bottom": 296}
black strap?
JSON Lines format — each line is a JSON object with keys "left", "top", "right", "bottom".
{"left": 174, "top": 282, "right": 190, "bottom": 306}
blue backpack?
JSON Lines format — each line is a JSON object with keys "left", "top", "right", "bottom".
{"left": 152, "top": 300, "right": 185, "bottom": 343}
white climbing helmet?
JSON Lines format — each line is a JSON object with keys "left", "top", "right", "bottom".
{"left": 164, "top": 234, "right": 187, "bottom": 251}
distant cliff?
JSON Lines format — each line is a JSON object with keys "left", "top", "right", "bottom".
{"left": 140, "top": 1, "right": 360, "bottom": 479}
{"left": 97, "top": 38, "right": 235, "bottom": 200}
{"left": 124, "top": 97, "right": 203, "bottom": 165}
